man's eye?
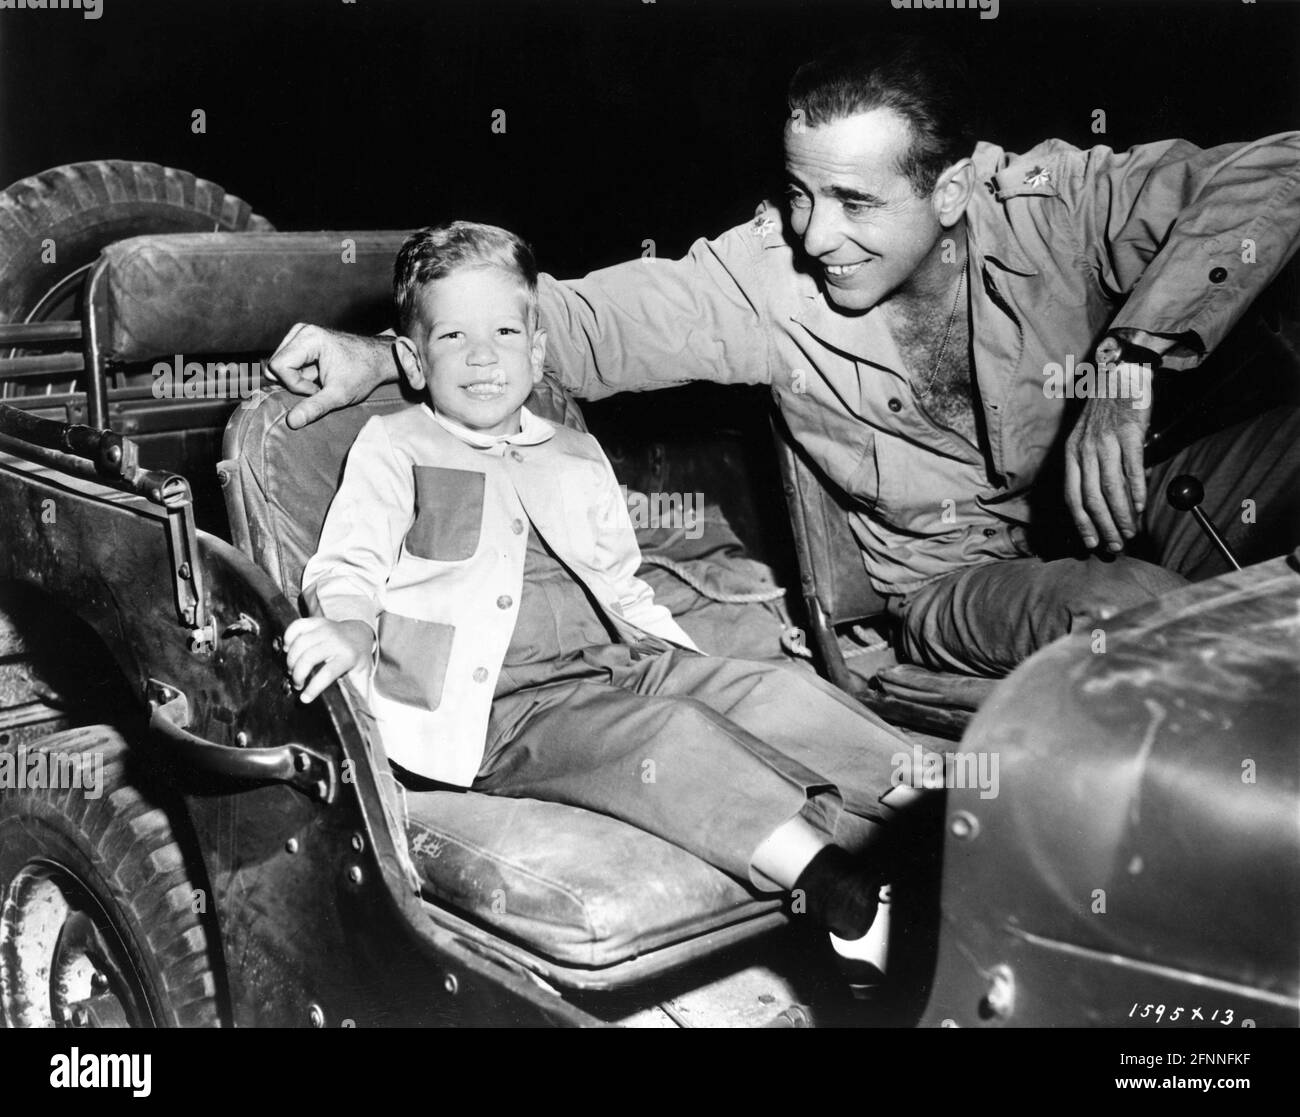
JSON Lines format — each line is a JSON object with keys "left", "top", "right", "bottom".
{"left": 784, "top": 187, "right": 810, "bottom": 209}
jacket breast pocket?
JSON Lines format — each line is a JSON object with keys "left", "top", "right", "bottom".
{"left": 374, "top": 612, "right": 454, "bottom": 711}
{"left": 406, "top": 466, "right": 484, "bottom": 562}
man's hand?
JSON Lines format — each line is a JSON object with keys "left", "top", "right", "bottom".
{"left": 266, "top": 323, "right": 397, "bottom": 429}
{"left": 284, "top": 617, "right": 374, "bottom": 703}
{"left": 1064, "top": 379, "right": 1153, "bottom": 553}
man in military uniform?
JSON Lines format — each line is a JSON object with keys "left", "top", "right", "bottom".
{"left": 268, "top": 35, "right": 1300, "bottom": 677}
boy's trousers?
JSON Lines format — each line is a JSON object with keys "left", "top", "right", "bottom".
{"left": 474, "top": 645, "right": 908, "bottom": 886}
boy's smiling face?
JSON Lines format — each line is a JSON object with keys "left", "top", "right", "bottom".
{"left": 396, "top": 267, "right": 546, "bottom": 436}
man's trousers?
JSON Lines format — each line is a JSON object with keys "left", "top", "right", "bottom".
{"left": 891, "top": 404, "right": 1300, "bottom": 677}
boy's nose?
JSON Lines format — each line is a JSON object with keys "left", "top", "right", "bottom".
{"left": 466, "top": 340, "right": 498, "bottom": 365}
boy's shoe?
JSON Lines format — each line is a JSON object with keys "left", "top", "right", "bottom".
{"left": 830, "top": 882, "right": 892, "bottom": 1002}
{"left": 791, "top": 845, "right": 881, "bottom": 939}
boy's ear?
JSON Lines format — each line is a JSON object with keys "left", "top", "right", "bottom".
{"left": 394, "top": 336, "right": 426, "bottom": 391}
{"left": 530, "top": 327, "right": 548, "bottom": 384}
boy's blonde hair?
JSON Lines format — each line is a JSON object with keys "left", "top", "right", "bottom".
{"left": 394, "top": 221, "right": 540, "bottom": 336}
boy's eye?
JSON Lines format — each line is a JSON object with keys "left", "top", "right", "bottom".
{"left": 497, "top": 327, "right": 520, "bottom": 336}
{"left": 437, "top": 331, "right": 463, "bottom": 341}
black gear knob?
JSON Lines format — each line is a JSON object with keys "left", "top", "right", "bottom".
{"left": 1165, "top": 474, "right": 1204, "bottom": 512}
{"left": 1165, "top": 473, "right": 1241, "bottom": 571}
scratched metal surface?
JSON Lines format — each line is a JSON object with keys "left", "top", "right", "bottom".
{"left": 920, "top": 555, "right": 1299, "bottom": 1026}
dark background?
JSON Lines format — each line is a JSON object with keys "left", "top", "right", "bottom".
{"left": 2, "top": 0, "right": 1298, "bottom": 277}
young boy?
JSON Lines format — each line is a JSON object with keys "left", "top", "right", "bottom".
{"left": 285, "top": 221, "right": 918, "bottom": 945}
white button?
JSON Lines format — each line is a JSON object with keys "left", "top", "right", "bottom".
{"left": 472, "top": 667, "right": 488, "bottom": 683}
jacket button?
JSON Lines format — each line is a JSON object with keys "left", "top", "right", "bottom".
{"left": 472, "top": 667, "right": 489, "bottom": 683}
{"left": 496, "top": 595, "right": 513, "bottom": 610}
{"left": 983, "top": 527, "right": 997, "bottom": 538}
{"left": 510, "top": 450, "right": 524, "bottom": 462}
{"left": 1209, "top": 267, "right": 1227, "bottom": 283}
{"left": 888, "top": 398, "right": 903, "bottom": 412}
{"left": 511, "top": 519, "right": 524, "bottom": 535}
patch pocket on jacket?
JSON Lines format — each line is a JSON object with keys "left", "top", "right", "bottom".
{"left": 374, "top": 612, "right": 454, "bottom": 711}
{"left": 406, "top": 466, "right": 485, "bottom": 561}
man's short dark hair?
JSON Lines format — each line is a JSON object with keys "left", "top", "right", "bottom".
{"left": 394, "top": 221, "right": 539, "bottom": 336}
{"left": 787, "top": 34, "right": 975, "bottom": 197}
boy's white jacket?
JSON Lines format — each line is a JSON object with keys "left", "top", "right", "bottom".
{"left": 301, "top": 403, "right": 699, "bottom": 785}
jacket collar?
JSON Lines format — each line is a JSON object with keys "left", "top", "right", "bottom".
{"left": 425, "top": 404, "right": 556, "bottom": 449}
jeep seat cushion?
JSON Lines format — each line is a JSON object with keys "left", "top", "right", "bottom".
{"left": 89, "top": 232, "right": 412, "bottom": 364}
{"left": 222, "top": 388, "right": 783, "bottom": 973}
{"left": 405, "top": 790, "right": 781, "bottom": 969}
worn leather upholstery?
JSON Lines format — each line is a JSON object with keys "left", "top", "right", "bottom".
{"left": 88, "top": 232, "right": 412, "bottom": 365}
{"left": 222, "top": 386, "right": 782, "bottom": 971}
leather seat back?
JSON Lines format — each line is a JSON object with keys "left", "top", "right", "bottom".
{"left": 220, "top": 378, "right": 585, "bottom": 601}
{"left": 772, "top": 409, "right": 887, "bottom": 627}
{"left": 87, "top": 232, "right": 413, "bottom": 367}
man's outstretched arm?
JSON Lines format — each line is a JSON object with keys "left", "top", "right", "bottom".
{"left": 267, "top": 214, "right": 776, "bottom": 425}
{"left": 537, "top": 216, "right": 776, "bottom": 401}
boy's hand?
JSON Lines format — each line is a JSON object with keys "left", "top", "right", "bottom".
{"left": 284, "top": 617, "right": 374, "bottom": 703}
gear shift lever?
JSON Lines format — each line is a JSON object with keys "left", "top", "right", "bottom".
{"left": 1165, "top": 474, "right": 1242, "bottom": 571}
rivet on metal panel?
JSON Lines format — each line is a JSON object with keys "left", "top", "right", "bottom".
{"left": 444, "top": 974, "right": 459, "bottom": 996}
{"left": 285, "top": 837, "right": 300, "bottom": 854}
{"left": 308, "top": 1003, "right": 325, "bottom": 1028}
{"left": 979, "top": 964, "right": 1015, "bottom": 1021}
{"left": 347, "top": 864, "right": 363, "bottom": 885}
{"left": 949, "top": 811, "right": 980, "bottom": 841}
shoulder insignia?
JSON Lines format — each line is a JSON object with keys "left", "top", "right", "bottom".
{"left": 752, "top": 201, "right": 782, "bottom": 239}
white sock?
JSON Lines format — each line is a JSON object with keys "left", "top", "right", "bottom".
{"left": 829, "top": 883, "right": 891, "bottom": 968}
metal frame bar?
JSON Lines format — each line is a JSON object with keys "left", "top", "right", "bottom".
{"left": 0, "top": 321, "right": 83, "bottom": 346}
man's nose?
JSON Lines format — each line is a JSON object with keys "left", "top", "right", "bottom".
{"left": 799, "top": 201, "right": 842, "bottom": 259}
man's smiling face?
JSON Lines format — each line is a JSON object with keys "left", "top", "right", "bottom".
{"left": 783, "top": 107, "right": 947, "bottom": 312}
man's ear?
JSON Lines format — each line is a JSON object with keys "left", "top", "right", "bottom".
{"left": 932, "top": 157, "right": 976, "bottom": 228}
{"left": 394, "top": 336, "right": 426, "bottom": 391}
{"left": 530, "top": 327, "right": 548, "bottom": 384}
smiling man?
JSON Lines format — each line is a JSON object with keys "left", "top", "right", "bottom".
{"left": 269, "top": 34, "right": 1300, "bottom": 677}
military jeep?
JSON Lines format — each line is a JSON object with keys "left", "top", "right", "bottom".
{"left": 0, "top": 161, "right": 1295, "bottom": 1028}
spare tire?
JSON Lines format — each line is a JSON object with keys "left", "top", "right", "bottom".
{"left": 0, "top": 160, "right": 272, "bottom": 397}
{"left": 0, "top": 160, "right": 273, "bottom": 323}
